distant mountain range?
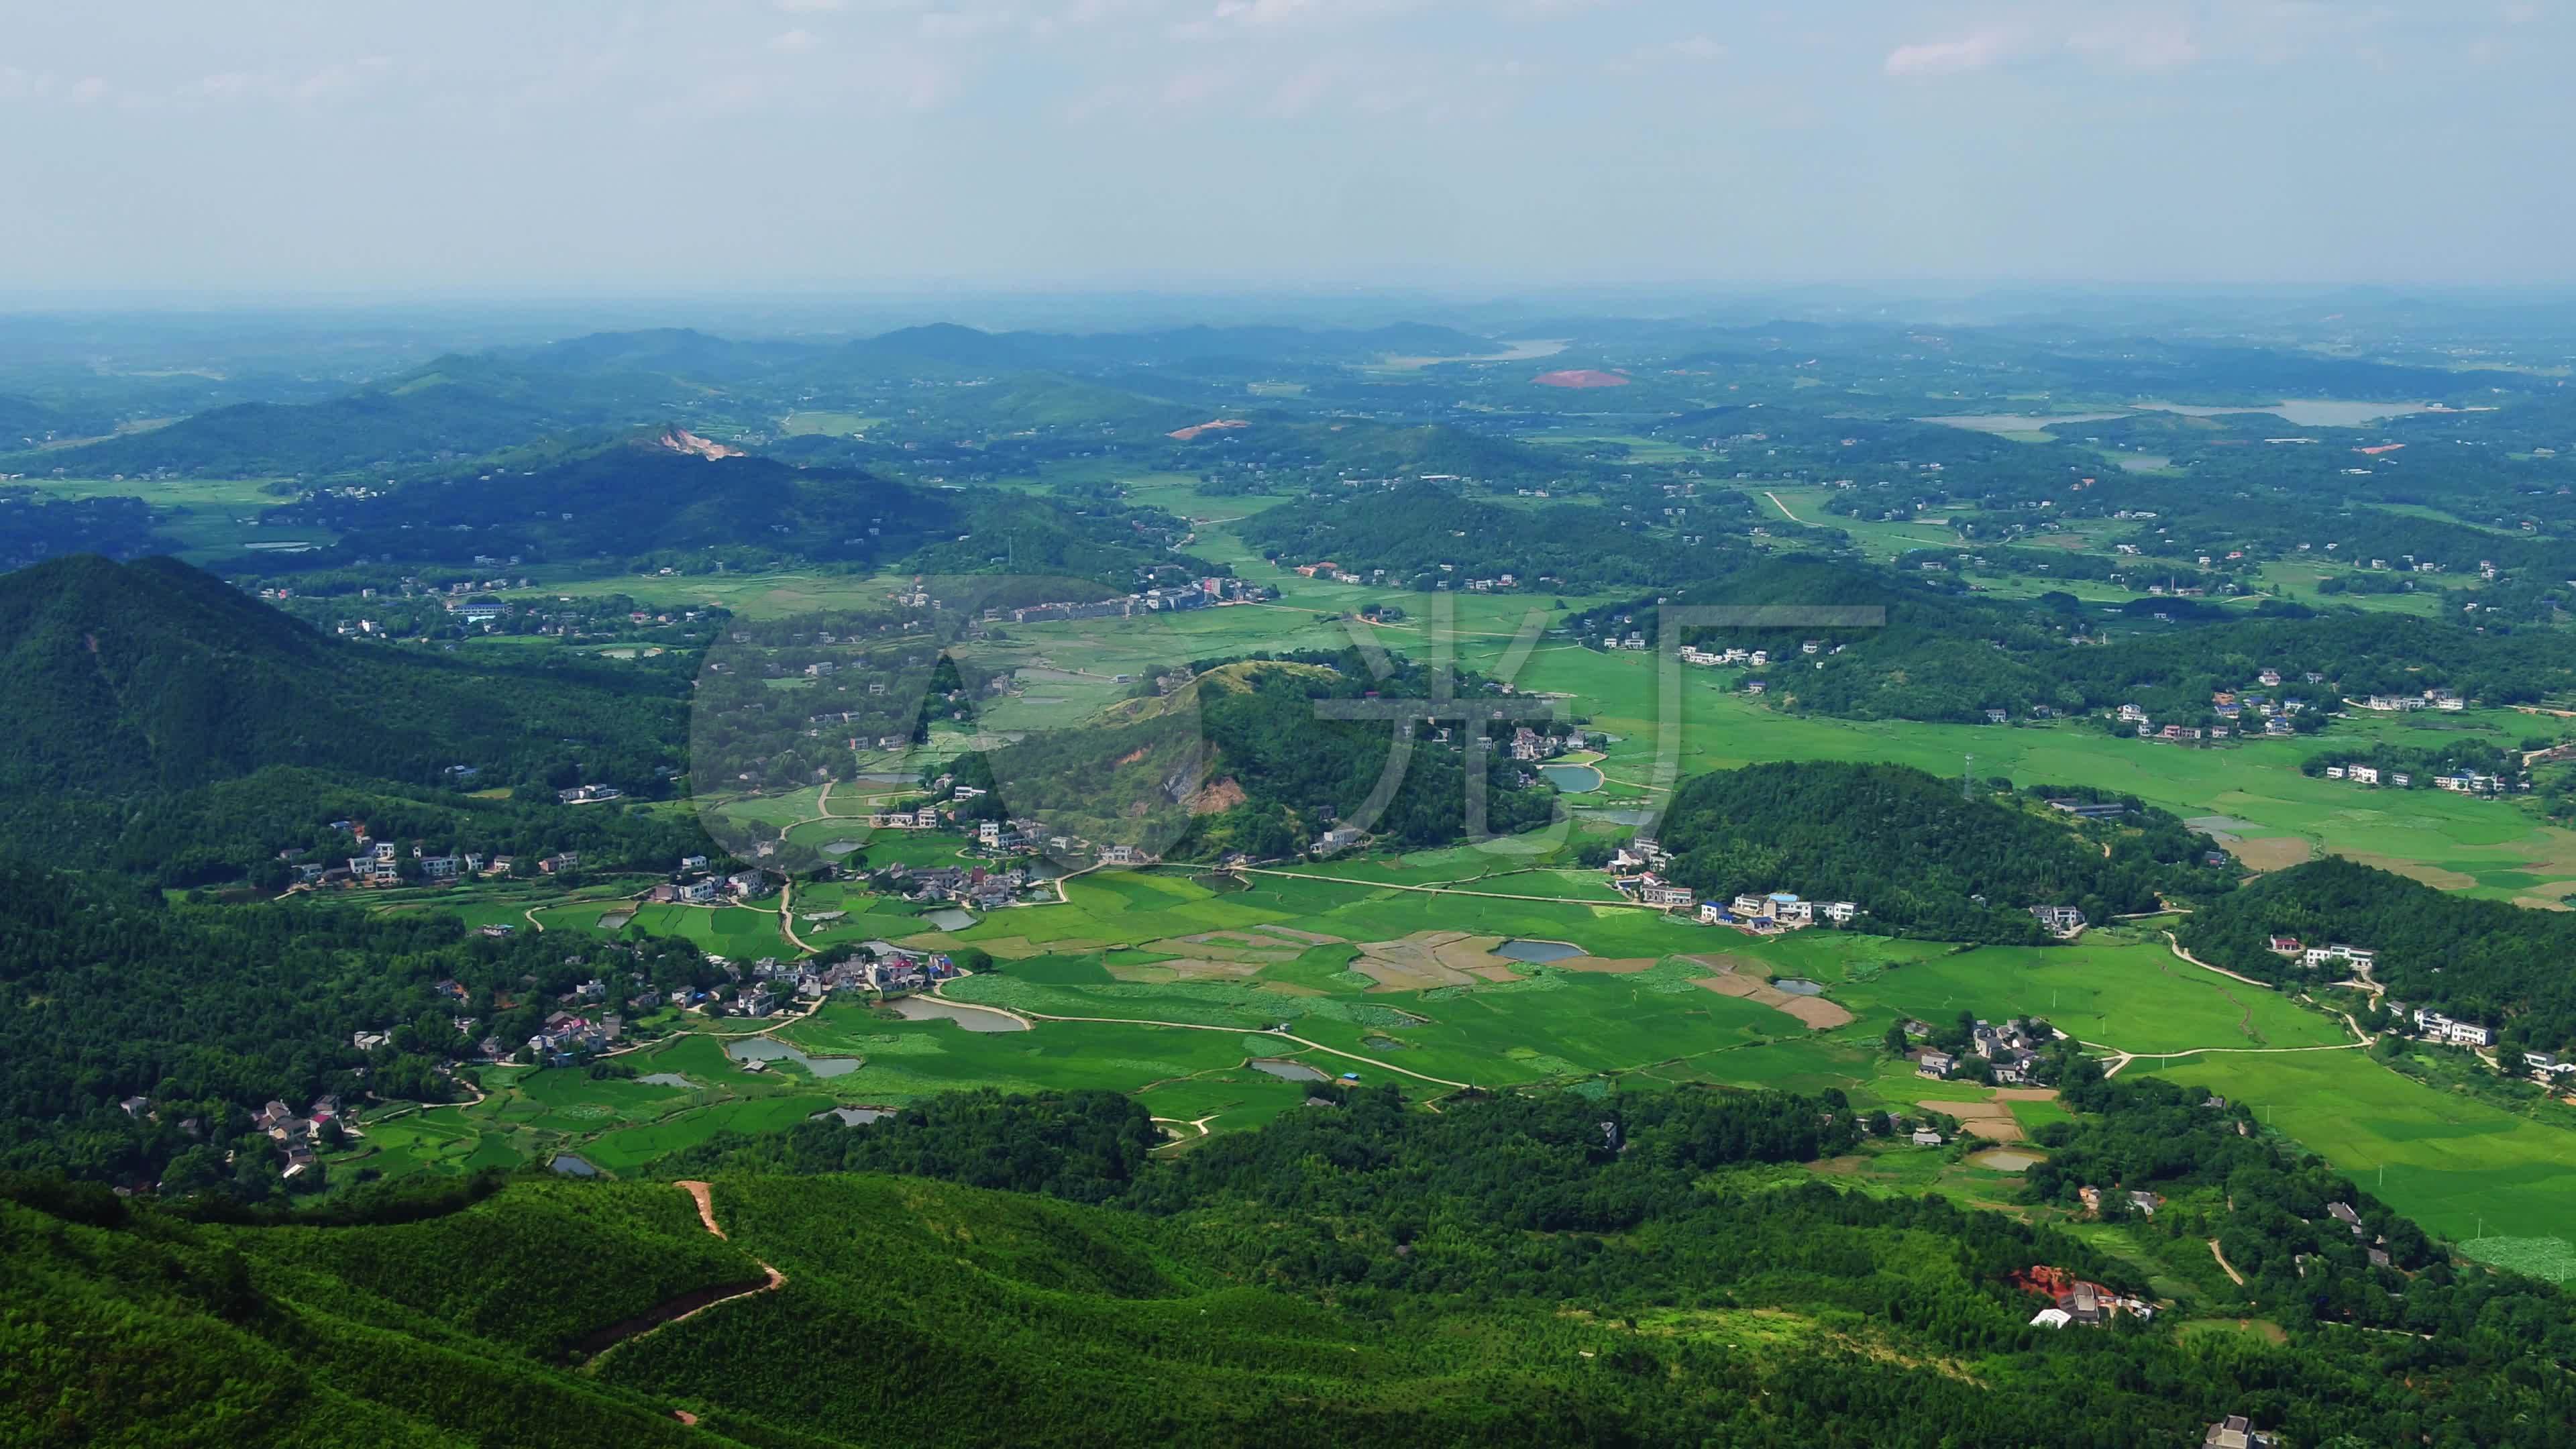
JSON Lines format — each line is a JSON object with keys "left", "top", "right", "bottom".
{"left": 5, "top": 322, "right": 1503, "bottom": 481}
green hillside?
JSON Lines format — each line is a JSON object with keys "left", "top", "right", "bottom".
{"left": 13, "top": 1073, "right": 2576, "bottom": 1446}
{"left": 1658, "top": 761, "right": 2237, "bottom": 941}
{"left": 0, "top": 553, "right": 682, "bottom": 802}
{"left": 250, "top": 435, "right": 1210, "bottom": 581}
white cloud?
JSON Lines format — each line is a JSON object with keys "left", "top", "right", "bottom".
{"left": 1884, "top": 28, "right": 2027, "bottom": 77}
{"left": 68, "top": 76, "right": 109, "bottom": 104}
{"left": 775, "top": 0, "right": 846, "bottom": 11}
{"left": 770, "top": 27, "right": 820, "bottom": 51}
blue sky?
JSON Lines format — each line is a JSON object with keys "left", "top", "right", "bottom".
{"left": 4, "top": 1, "right": 2569, "bottom": 298}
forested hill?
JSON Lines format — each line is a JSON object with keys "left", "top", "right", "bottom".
{"left": 3, "top": 352, "right": 737, "bottom": 480}
{"left": 0, "top": 554, "right": 682, "bottom": 802}
{"left": 250, "top": 436, "right": 1210, "bottom": 582}
{"left": 2176, "top": 856, "right": 2576, "bottom": 1055}
{"left": 1240, "top": 484, "right": 1721, "bottom": 592}
{"left": 1657, "top": 762, "right": 2235, "bottom": 941}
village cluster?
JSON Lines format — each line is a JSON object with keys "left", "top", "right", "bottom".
{"left": 993, "top": 575, "right": 1271, "bottom": 622}
{"left": 1599, "top": 839, "right": 2090, "bottom": 939}
{"left": 1901, "top": 1015, "right": 2057, "bottom": 1087}
{"left": 1287, "top": 557, "right": 1541, "bottom": 594}
{"left": 2265, "top": 935, "right": 2573, "bottom": 1073}
{"left": 280, "top": 827, "right": 591, "bottom": 891}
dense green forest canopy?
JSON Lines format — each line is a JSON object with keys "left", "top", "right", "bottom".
{"left": 0, "top": 487, "right": 171, "bottom": 570}
{"left": 0, "top": 862, "right": 726, "bottom": 1191}
{"left": 0, "top": 553, "right": 686, "bottom": 808}
{"left": 246, "top": 436, "right": 1212, "bottom": 583}
{"left": 1656, "top": 761, "right": 2235, "bottom": 941}
{"left": 2178, "top": 856, "right": 2576, "bottom": 1053}
{"left": 1241, "top": 482, "right": 1732, "bottom": 592}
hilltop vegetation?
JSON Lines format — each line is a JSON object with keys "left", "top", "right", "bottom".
{"left": 1658, "top": 762, "right": 2235, "bottom": 941}
{"left": 2178, "top": 856, "right": 2576, "bottom": 1054}
{"left": 0, "top": 553, "right": 684, "bottom": 818}
{"left": 252, "top": 436, "right": 1212, "bottom": 582}
{"left": 1243, "top": 483, "right": 1720, "bottom": 592}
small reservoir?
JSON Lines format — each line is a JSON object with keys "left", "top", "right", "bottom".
{"left": 1540, "top": 763, "right": 1603, "bottom": 793}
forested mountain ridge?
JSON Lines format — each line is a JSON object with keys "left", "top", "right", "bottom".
{"left": 1658, "top": 762, "right": 2235, "bottom": 941}
{"left": 0, "top": 554, "right": 685, "bottom": 803}
{"left": 0, "top": 352, "right": 701, "bottom": 480}
{"left": 249, "top": 435, "right": 1214, "bottom": 582}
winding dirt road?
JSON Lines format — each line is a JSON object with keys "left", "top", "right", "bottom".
{"left": 579, "top": 1182, "right": 785, "bottom": 1368}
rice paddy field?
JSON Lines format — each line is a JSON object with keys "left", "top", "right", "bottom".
{"left": 2131, "top": 1049, "right": 2576, "bottom": 1269}
{"left": 19, "top": 472, "right": 319, "bottom": 557}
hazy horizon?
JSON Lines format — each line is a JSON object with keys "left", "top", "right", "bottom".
{"left": 9, "top": 1, "right": 2572, "bottom": 299}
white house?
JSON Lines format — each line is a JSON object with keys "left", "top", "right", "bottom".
{"left": 2414, "top": 1008, "right": 2495, "bottom": 1048}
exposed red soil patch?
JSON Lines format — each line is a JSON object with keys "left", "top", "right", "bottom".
{"left": 1187, "top": 776, "right": 1247, "bottom": 816}
{"left": 658, "top": 428, "right": 743, "bottom": 460}
{"left": 1533, "top": 370, "right": 1631, "bottom": 389}
{"left": 1169, "top": 419, "right": 1250, "bottom": 441}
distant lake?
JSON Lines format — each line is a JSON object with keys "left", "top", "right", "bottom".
{"left": 549, "top": 1154, "right": 600, "bottom": 1177}
{"left": 1578, "top": 805, "right": 1656, "bottom": 827}
{"left": 1772, "top": 977, "right": 1827, "bottom": 996}
{"left": 1919, "top": 412, "right": 2127, "bottom": 434}
{"left": 889, "top": 996, "right": 1027, "bottom": 1032}
{"left": 924, "top": 907, "right": 977, "bottom": 932}
{"left": 727, "top": 1036, "right": 859, "bottom": 1077}
{"left": 634, "top": 1073, "right": 696, "bottom": 1089}
{"left": 1540, "top": 763, "right": 1603, "bottom": 793}
{"left": 1383, "top": 337, "right": 1568, "bottom": 368}
{"left": 814, "top": 1106, "right": 890, "bottom": 1126}
{"left": 821, "top": 841, "right": 862, "bottom": 855}
{"left": 1924, "top": 399, "right": 2438, "bottom": 435}
{"left": 1495, "top": 938, "right": 1585, "bottom": 964}
{"left": 2131, "top": 398, "right": 2436, "bottom": 427}
{"left": 1248, "top": 1058, "right": 1328, "bottom": 1082}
